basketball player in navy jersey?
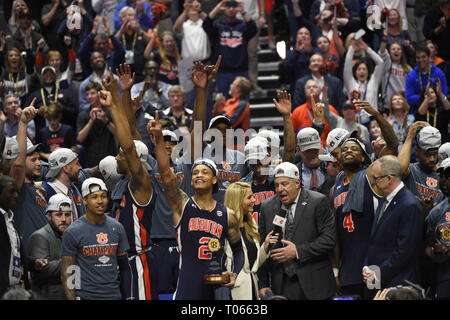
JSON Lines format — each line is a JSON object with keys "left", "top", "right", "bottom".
{"left": 99, "top": 75, "right": 157, "bottom": 301}
{"left": 148, "top": 111, "right": 245, "bottom": 300}
{"left": 331, "top": 100, "right": 399, "bottom": 298}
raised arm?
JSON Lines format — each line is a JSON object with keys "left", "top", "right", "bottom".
{"left": 116, "top": 64, "right": 141, "bottom": 139}
{"left": 273, "top": 90, "right": 295, "bottom": 163}
{"left": 147, "top": 111, "right": 188, "bottom": 226}
{"left": 10, "top": 99, "right": 38, "bottom": 189}
{"left": 99, "top": 89, "right": 152, "bottom": 205}
{"left": 397, "top": 121, "right": 428, "bottom": 178}
{"left": 144, "top": 24, "right": 159, "bottom": 60}
{"left": 190, "top": 56, "right": 222, "bottom": 161}
{"left": 353, "top": 100, "right": 399, "bottom": 156}
{"left": 343, "top": 44, "right": 355, "bottom": 93}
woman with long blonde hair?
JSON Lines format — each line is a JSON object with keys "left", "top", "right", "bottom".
{"left": 224, "top": 182, "right": 276, "bottom": 300}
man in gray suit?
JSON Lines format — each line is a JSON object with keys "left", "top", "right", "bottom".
{"left": 27, "top": 194, "right": 73, "bottom": 300}
{"left": 258, "top": 162, "right": 336, "bottom": 300}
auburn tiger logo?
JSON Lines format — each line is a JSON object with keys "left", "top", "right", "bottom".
{"left": 96, "top": 233, "right": 108, "bottom": 244}
{"left": 222, "top": 161, "right": 231, "bottom": 171}
{"left": 426, "top": 177, "right": 438, "bottom": 188}
{"left": 446, "top": 212, "right": 450, "bottom": 222}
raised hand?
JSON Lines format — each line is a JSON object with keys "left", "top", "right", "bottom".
{"left": 102, "top": 67, "right": 118, "bottom": 91}
{"left": 312, "top": 101, "right": 325, "bottom": 122}
{"left": 191, "top": 55, "right": 222, "bottom": 89}
{"left": 273, "top": 90, "right": 292, "bottom": 116}
{"left": 116, "top": 64, "right": 135, "bottom": 91}
{"left": 131, "top": 90, "right": 144, "bottom": 113}
{"left": 103, "top": 16, "right": 111, "bottom": 36}
{"left": 406, "top": 121, "right": 428, "bottom": 138}
{"left": 99, "top": 90, "right": 113, "bottom": 108}
{"left": 20, "top": 98, "right": 38, "bottom": 123}
{"left": 353, "top": 100, "right": 379, "bottom": 116}
{"left": 147, "top": 110, "right": 163, "bottom": 140}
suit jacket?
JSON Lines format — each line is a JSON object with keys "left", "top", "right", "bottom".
{"left": 225, "top": 231, "right": 269, "bottom": 300}
{"left": 293, "top": 74, "right": 345, "bottom": 112}
{"left": 258, "top": 188, "right": 336, "bottom": 300}
{"left": 27, "top": 224, "right": 66, "bottom": 300}
{"left": 365, "top": 186, "right": 424, "bottom": 288}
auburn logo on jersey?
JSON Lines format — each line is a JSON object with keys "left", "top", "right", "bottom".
{"left": 426, "top": 177, "right": 438, "bottom": 188}
{"left": 96, "top": 233, "right": 109, "bottom": 244}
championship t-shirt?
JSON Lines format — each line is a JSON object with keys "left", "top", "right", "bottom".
{"left": 405, "top": 163, "right": 444, "bottom": 206}
{"left": 61, "top": 215, "right": 130, "bottom": 300}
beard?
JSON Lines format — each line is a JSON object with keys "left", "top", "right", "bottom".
{"left": 342, "top": 160, "right": 363, "bottom": 172}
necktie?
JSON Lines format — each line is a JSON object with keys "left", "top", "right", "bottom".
{"left": 283, "top": 205, "right": 296, "bottom": 278}
{"left": 310, "top": 168, "right": 318, "bottom": 189}
{"left": 375, "top": 197, "right": 388, "bottom": 224}
{"left": 68, "top": 188, "right": 79, "bottom": 221}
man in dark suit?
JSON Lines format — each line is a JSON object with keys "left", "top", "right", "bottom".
{"left": 292, "top": 53, "right": 345, "bottom": 112}
{"left": 27, "top": 194, "right": 73, "bottom": 300}
{"left": 363, "top": 155, "right": 424, "bottom": 295}
{"left": 258, "top": 162, "right": 336, "bottom": 300}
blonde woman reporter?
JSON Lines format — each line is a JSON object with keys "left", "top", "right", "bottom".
{"left": 224, "top": 182, "right": 276, "bottom": 300}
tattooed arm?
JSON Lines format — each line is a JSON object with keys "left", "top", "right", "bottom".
{"left": 148, "top": 111, "right": 189, "bottom": 226}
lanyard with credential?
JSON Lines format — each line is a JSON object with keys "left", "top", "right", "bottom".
{"left": 122, "top": 33, "right": 137, "bottom": 50}
{"left": 40, "top": 83, "right": 59, "bottom": 107}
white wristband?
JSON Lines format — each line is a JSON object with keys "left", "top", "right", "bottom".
{"left": 333, "top": 268, "right": 340, "bottom": 278}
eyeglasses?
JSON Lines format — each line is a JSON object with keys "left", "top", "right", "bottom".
{"left": 373, "top": 174, "right": 391, "bottom": 183}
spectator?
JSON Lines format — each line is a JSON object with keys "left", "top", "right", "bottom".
{"left": 40, "top": 0, "right": 70, "bottom": 54}
{"left": 415, "top": 84, "right": 450, "bottom": 142}
{"left": 258, "top": 162, "right": 337, "bottom": 300}
{"left": 131, "top": 60, "right": 171, "bottom": 111}
{"left": 144, "top": 31, "right": 181, "bottom": 85}
{"left": 162, "top": 85, "right": 193, "bottom": 133}
{"left": 7, "top": 0, "right": 41, "bottom": 36}
{"left": 114, "top": 15, "right": 148, "bottom": 81}
{"left": 78, "top": 52, "right": 120, "bottom": 111}
{"left": 405, "top": 45, "right": 448, "bottom": 114}
{"left": 77, "top": 16, "right": 125, "bottom": 76}
{"left": 381, "top": 9, "right": 413, "bottom": 53}
{"left": 77, "top": 82, "right": 117, "bottom": 168}
{"left": 0, "top": 47, "right": 34, "bottom": 101}
{"left": 24, "top": 66, "right": 77, "bottom": 132}
{"left": 386, "top": 93, "right": 415, "bottom": 149}
{"left": 203, "top": 0, "right": 257, "bottom": 98}
{"left": 379, "top": 37, "right": 412, "bottom": 113}
{"left": 293, "top": 53, "right": 345, "bottom": 111}
{"left": 291, "top": 79, "right": 339, "bottom": 147}
{"left": 41, "top": 148, "right": 86, "bottom": 220}
{"left": 173, "top": 0, "right": 210, "bottom": 63}
{"left": 323, "top": 99, "right": 371, "bottom": 143}
{"left": 316, "top": 35, "right": 341, "bottom": 68}
{"left": 39, "top": 51, "right": 74, "bottom": 90}
{"left": 283, "top": 27, "right": 320, "bottom": 91}
{"left": 213, "top": 76, "right": 251, "bottom": 131}
{"left": 224, "top": 182, "right": 273, "bottom": 300}
{"left": 60, "top": 178, "right": 133, "bottom": 300}
{"left": 423, "top": 0, "right": 450, "bottom": 61}
{"left": 343, "top": 38, "right": 384, "bottom": 111}
{"left": 427, "top": 40, "right": 446, "bottom": 68}
{"left": 2, "top": 94, "right": 35, "bottom": 139}
{"left": 36, "top": 103, "right": 77, "bottom": 160}
{"left": 114, "top": 0, "right": 154, "bottom": 31}
{"left": 27, "top": 194, "right": 73, "bottom": 300}
{"left": 7, "top": 8, "right": 48, "bottom": 53}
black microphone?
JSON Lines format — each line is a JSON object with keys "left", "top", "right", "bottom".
{"left": 268, "top": 209, "right": 287, "bottom": 251}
